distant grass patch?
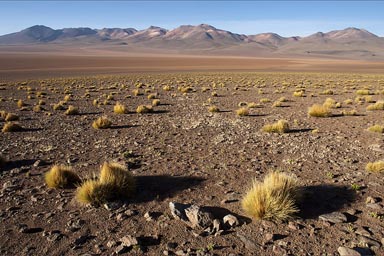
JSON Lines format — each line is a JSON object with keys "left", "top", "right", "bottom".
{"left": 367, "top": 124, "right": 384, "bottom": 133}
{"left": 366, "top": 161, "right": 384, "bottom": 173}
{"left": 308, "top": 104, "right": 332, "bottom": 117}
{"left": 262, "top": 120, "right": 290, "bottom": 133}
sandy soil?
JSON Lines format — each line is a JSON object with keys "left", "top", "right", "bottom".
{"left": 0, "top": 71, "right": 383, "bottom": 255}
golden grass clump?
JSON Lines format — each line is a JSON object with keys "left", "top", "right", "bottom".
{"left": 366, "top": 101, "right": 384, "bottom": 111}
{"left": 242, "top": 172, "right": 299, "bottom": 221}
{"left": 100, "top": 162, "right": 136, "bottom": 198}
{"left": 322, "top": 98, "right": 338, "bottom": 109}
{"left": 236, "top": 107, "right": 249, "bottom": 116}
{"left": 272, "top": 101, "right": 283, "bottom": 107}
{"left": 113, "top": 102, "right": 127, "bottom": 114}
{"left": 5, "top": 113, "right": 19, "bottom": 121}
{"left": 247, "top": 102, "right": 259, "bottom": 108}
{"left": 33, "top": 105, "right": 44, "bottom": 112}
{"left": 208, "top": 105, "right": 219, "bottom": 113}
{"left": 293, "top": 90, "right": 304, "bottom": 97}
{"left": 0, "top": 110, "right": 7, "bottom": 119}
{"left": 356, "top": 89, "right": 372, "bottom": 95}
{"left": 308, "top": 104, "right": 332, "bottom": 117}
{"left": 2, "top": 122, "right": 22, "bottom": 132}
{"left": 262, "top": 120, "right": 290, "bottom": 133}
{"left": 341, "top": 109, "right": 358, "bottom": 116}
{"left": 17, "top": 99, "right": 25, "bottom": 108}
{"left": 260, "top": 98, "right": 270, "bottom": 103}
{"left": 343, "top": 99, "right": 353, "bottom": 105}
{"left": 65, "top": 105, "right": 79, "bottom": 115}
{"left": 44, "top": 165, "right": 81, "bottom": 188}
{"left": 366, "top": 161, "right": 384, "bottom": 173}
{"left": 152, "top": 99, "right": 160, "bottom": 106}
{"left": 75, "top": 180, "right": 114, "bottom": 205}
{"left": 53, "top": 103, "right": 65, "bottom": 111}
{"left": 136, "top": 105, "right": 153, "bottom": 114}
{"left": 367, "top": 124, "right": 384, "bottom": 133}
{"left": 163, "top": 85, "right": 171, "bottom": 91}
{"left": 92, "top": 116, "right": 112, "bottom": 129}
{"left": 147, "top": 93, "right": 157, "bottom": 99}
{"left": 321, "top": 89, "right": 334, "bottom": 95}
{"left": 64, "top": 95, "right": 71, "bottom": 101}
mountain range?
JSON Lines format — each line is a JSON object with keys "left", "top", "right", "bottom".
{"left": 1, "top": 24, "right": 383, "bottom": 59}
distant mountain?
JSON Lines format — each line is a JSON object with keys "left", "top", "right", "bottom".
{"left": 0, "top": 24, "right": 383, "bottom": 59}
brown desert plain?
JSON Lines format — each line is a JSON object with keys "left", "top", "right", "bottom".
{"left": 0, "top": 45, "right": 384, "bottom": 256}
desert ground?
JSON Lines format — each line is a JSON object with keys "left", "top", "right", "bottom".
{"left": 0, "top": 52, "right": 384, "bottom": 256}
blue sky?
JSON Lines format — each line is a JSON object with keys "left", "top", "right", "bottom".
{"left": 1, "top": 1, "right": 383, "bottom": 36}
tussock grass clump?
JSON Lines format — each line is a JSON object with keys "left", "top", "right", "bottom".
{"left": 76, "top": 180, "right": 114, "bottom": 205}
{"left": 65, "top": 106, "right": 79, "bottom": 115}
{"left": 260, "top": 98, "right": 270, "bottom": 103}
{"left": 308, "top": 104, "right": 332, "bottom": 117}
{"left": 163, "top": 85, "right": 171, "bottom": 91}
{"left": 247, "top": 102, "right": 260, "bottom": 108}
{"left": 100, "top": 162, "right": 136, "bottom": 198}
{"left": 45, "top": 165, "right": 81, "bottom": 188}
{"left": 321, "top": 89, "right": 334, "bottom": 95}
{"left": 53, "top": 103, "right": 65, "bottom": 111}
{"left": 322, "top": 98, "right": 339, "bottom": 109}
{"left": 5, "top": 113, "right": 19, "bottom": 121}
{"left": 343, "top": 99, "right": 353, "bottom": 105}
{"left": 341, "top": 109, "right": 358, "bottom": 116}
{"left": 272, "top": 101, "right": 283, "bottom": 107}
{"left": 0, "top": 110, "right": 7, "bottom": 119}
{"left": 113, "top": 102, "right": 127, "bottom": 114}
{"left": 147, "top": 93, "right": 157, "bottom": 99}
{"left": 293, "top": 90, "right": 304, "bottom": 97}
{"left": 2, "top": 122, "right": 22, "bottom": 132}
{"left": 92, "top": 116, "right": 112, "bottom": 129}
{"left": 366, "top": 161, "right": 384, "bottom": 173}
{"left": 356, "top": 89, "right": 372, "bottom": 95}
{"left": 64, "top": 95, "right": 71, "bottom": 102}
{"left": 236, "top": 107, "right": 249, "bottom": 116}
{"left": 208, "top": 105, "right": 219, "bottom": 113}
{"left": 367, "top": 124, "right": 384, "bottom": 133}
{"left": 242, "top": 172, "right": 299, "bottom": 221}
{"left": 152, "top": 99, "right": 160, "bottom": 106}
{"left": 136, "top": 105, "right": 153, "bottom": 114}
{"left": 366, "top": 101, "right": 384, "bottom": 111}
{"left": 17, "top": 99, "right": 25, "bottom": 108}
{"left": 262, "top": 120, "right": 290, "bottom": 133}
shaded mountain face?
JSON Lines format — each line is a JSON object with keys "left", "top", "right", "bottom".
{"left": 0, "top": 24, "right": 383, "bottom": 59}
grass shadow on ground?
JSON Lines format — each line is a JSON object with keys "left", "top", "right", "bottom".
{"left": 297, "top": 184, "right": 356, "bottom": 220}
{"left": 0, "top": 159, "right": 38, "bottom": 172}
{"left": 133, "top": 175, "right": 205, "bottom": 203}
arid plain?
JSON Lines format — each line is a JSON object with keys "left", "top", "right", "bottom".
{"left": 1, "top": 42, "right": 384, "bottom": 256}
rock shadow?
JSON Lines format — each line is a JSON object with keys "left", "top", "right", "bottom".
{"left": 0, "top": 159, "right": 37, "bottom": 172}
{"left": 297, "top": 184, "right": 356, "bottom": 220}
{"left": 132, "top": 175, "right": 205, "bottom": 203}
{"left": 287, "top": 128, "right": 313, "bottom": 133}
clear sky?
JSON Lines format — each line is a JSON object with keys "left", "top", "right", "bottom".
{"left": 1, "top": 1, "right": 383, "bottom": 37}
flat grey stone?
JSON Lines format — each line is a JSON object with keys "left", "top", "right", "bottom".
{"left": 319, "top": 212, "right": 347, "bottom": 223}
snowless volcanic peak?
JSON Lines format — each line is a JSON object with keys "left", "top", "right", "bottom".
{"left": 97, "top": 28, "right": 137, "bottom": 39}
{"left": 326, "top": 27, "right": 379, "bottom": 40}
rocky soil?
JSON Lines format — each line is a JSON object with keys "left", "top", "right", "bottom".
{"left": 0, "top": 72, "right": 383, "bottom": 255}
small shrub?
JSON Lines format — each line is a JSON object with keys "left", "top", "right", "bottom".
{"left": 113, "top": 102, "right": 127, "bottom": 114}
{"left": 341, "top": 109, "right": 357, "bottom": 116}
{"left": 308, "top": 104, "right": 332, "bottom": 117}
{"left": 147, "top": 93, "right": 157, "bottom": 100}
{"left": 366, "top": 161, "right": 384, "bottom": 173}
{"left": 242, "top": 172, "right": 299, "bottom": 221}
{"left": 367, "top": 101, "right": 384, "bottom": 111}
{"left": 262, "top": 120, "right": 290, "bottom": 133}
{"left": 64, "top": 95, "right": 71, "bottom": 101}
{"left": 247, "top": 102, "right": 259, "bottom": 108}
{"left": 293, "top": 91, "right": 304, "bottom": 97}
{"left": 163, "top": 85, "right": 171, "bottom": 91}
{"left": 236, "top": 107, "right": 249, "bottom": 116}
{"left": 260, "top": 98, "right": 270, "bottom": 103}
{"left": 208, "top": 105, "right": 219, "bottom": 113}
{"left": 5, "top": 113, "right": 19, "bottom": 121}
{"left": 344, "top": 99, "right": 353, "bottom": 105}
{"left": 272, "top": 101, "right": 283, "bottom": 107}
{"left": 132, "top": 89, "right": 141, "bottom": 96}
{"left": 2, "top": 122, "right": 23, "bottom": 132}
{"left": 92, "top": 116, "right": 112, "bottom": 129}
{"left": 53, "top": 103, "right": 65, "bottom": 111}
{"left": 322, "top": 98, "right": 337, "bottom": 109}
{"left": 44, "top": 165, "right": 81, "bottom": 188}
{"left": 33, "top": 105, "right": 44, "bottom": 112}
{"left": 321, "top": 89, "right": 334, "bottom": 95}
{"left": 65, "top": 106, "right": 79, "bottom": 115}
{"left": 136, "top": 105, "right": 153, "bottom": 114}
{"left": 367, "top": 124, "right": 384, "bottom": 133}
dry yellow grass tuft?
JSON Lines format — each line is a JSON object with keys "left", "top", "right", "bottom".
{"left": 100, "top": 162, "right": 136, "bottom": 198}
{"left": 65, "top": 105, "right": 79, "bottom": 115}
{"left": 147, "top": 93, "right": 157, "bottom": 99}
{"left": 308, "top": 104, "right": 332, "bottom": 117}
{"left": 236, "top": 107, "right": 249, "bottom": 116}
{"left": 44, "top": 165, "right": 81, "bottom": 188}
{"left": 341, "top": 109, "right": 358, "bottom": 116}
{"left": 5, "top": 113, "right": 19, "bottom": 121}
{"left": 366, "top": 161, "right": 384, "bottom": 173}
{"left": 367, "top": 124, "right": 384, "bottom": 133}
{"left": 0, "top": 110, "right": 7, "bottom": 119}
{"left": 92, "top": 116, "right": 112, "bottom": 129}
{"left": 262, "top": 120, "right": 290, "bottom": 133}
{"left": 136, "top": 105, "right": 153, "bottom": 114}
{"left": 152, "top": 99, "right": 160, "bottom": 106}
{"left": 53, "top": 103, "right": 65, "bottom": 111}
{"left": 242, "top": 172, "right": 299, "bottom": 221}
{"left": 293, "top": 90, "right": 304, "bottom": 97}
{"left": 17, "top": 99, "right": 25, "bottom": 108}
{"left": 2, "top": 122, "right": 23, "bottom": 132}
{"left": 208, "top": 105, "right": 219, "bottom": 113}
{"left": 247, "top": 102, "right": 259, "bottom": 108}
{"left": 113, "top": 102, "right": 127, "bottom": 114}
{"left": 75, "top": 180, "right": 114, "bottom": 205}
{"left": 366, "top": 101, "right": 384, "bottom": 111}
{"left": 356, "top": 89, "right": 372, "bottom": 95}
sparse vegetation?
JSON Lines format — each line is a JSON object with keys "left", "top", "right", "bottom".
{"left": 367, "top": 124, "right": 384, "bottom": 133}
{"left": 208, "top": 105, "right": 219, "bottom": 113}
{"left": 65, "top": 105, "right": 79, "bottom": 115}
{"left": 44, "top": 165, "right": 81, "bottom": 188}
{"left": 2, "top": 122, "right": 23, "bottom": 132}
{"left": 308, "top": 104, "right": 332, "bottom": 117}
{"left": 262, "top": 120, "right": 290, "bottom": 133}
{"left": 99, "top": 162, "right": 136, "bottom": 198}
{"left": 236, "top": 107, "right": 249, "bottom": 116}
{"left": 136, "top": 105, "right": 153, "bottom": 114}
{"left": 92, "top": 116, "right": 112, "bottom": 129}
{"left": 242, "top": 172, "right": 299, "bottom": 221}
{"left": 113, "top": 102, "right": 127, "bottom": 114}
{"left": 366, "top": 101, "right": 384, "bottom": 111}
{"left": 366, "top": 161, "right": 384, "bottom": 173}
{"left": 5, "top": 113, "right": 19, "bottom": 121}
